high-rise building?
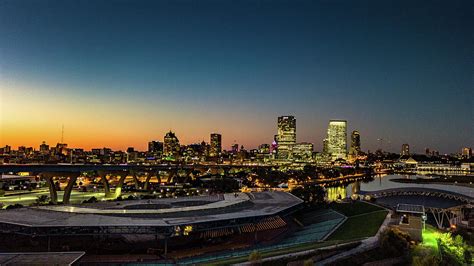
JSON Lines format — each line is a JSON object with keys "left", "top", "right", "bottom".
{"left": 291, "top": 142, "right": 314, "bottom": 162}
{"left": 148, "top": 141, "right": 163, "bottom": 154}
{"left": 349, "top": 130, "right": 361, "bottom": 158}
{"left": 275, "top": 116, "right": 296, "bottom": 160}
{"left": 231, "top": 143, "right": 239, "bottom": 154}
{"left": 461, "top": 147, "right": 472, "bottom": 159}
{"left": 56, "top": 143, "right": 68, "bottom": 155}
{"left": 126, "top": 147, "right": 136, "bottom": 162}
{"left": 401, "top": 144, "right": 410, "bottom": 156}
{"left": 209, "top": 133, "right": 222, "bottom": 157}
{"left": 163, "top": 131, "right": 180, "bottom": 158}
{"left": 425, "top": 148, "right": 431, "bottom": 156}
{"left": 39, "top": 141, "right": 49, "bottom": 154}
{"left": 326, "top": 120, "right": 347, "bottom": 160}
{"left": 322, "top": 138, "right": 329, "bottom": 155}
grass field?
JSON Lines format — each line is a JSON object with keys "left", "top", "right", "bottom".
{"left": 326, "top": 201, "right": 388, "bottom": 241}
{"left": 326, "top": 210, "right": 388, "bottom": 241}
{"left": 329, "top": 201, "right": 385, "bottom": 217}
{"left": 421, "top": 225, "right": 440, "bottom": 251}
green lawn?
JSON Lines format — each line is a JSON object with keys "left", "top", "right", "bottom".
{"left": 421, "top": 225, "right": 440, "bottom": 251}
{"left": 329, "top": 201, "right": 384, "bottom": 217}
{"left": 326, "top": 210, "right": 388, "bottom": 241}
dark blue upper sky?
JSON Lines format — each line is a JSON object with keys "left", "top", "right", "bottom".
{"left": 1, "top": 0, "right": 472, "bottom": 152}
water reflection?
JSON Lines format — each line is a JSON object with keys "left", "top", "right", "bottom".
{"left": 326, "top": 186, "right": 347, "bottom": 201}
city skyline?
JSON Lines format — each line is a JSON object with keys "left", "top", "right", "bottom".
{"left": 1, "top": 0, "right": 473, "bottom": 153}
{"left": 1, "top": 116, "right": 471, "bottom": 156}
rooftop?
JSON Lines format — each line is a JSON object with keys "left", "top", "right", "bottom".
{"left": 0, "top": 252, "right": 85, "bottom": 265}
{"left": 396, "top": 203, "right": 425, "bottom": 214}
{"left": 0, "top": 191, "right": 302, "bottom": 228}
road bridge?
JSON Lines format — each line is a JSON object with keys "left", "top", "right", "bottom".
{"left": 0, "top": 164, "right": 272, "bottom": 203}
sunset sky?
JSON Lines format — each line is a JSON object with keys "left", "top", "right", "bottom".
{"left": 1, "top": 0, "right": 472, "bottom": 153}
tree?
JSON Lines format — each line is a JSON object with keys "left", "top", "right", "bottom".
{"left": 35, "top": 195, "right": 50, "bottom": 205}
{"left": 248, "top": 250, "right": 261, "bottom": 264}
{"left": 291, "top": 185, "right": 325, "bottom": 205}
{"left": 411, "top": 246, "right": 440, "bottom": 266}
{"left": 438, "top": 232, "right": 466, "bottom": 265}
{"left": 303, "top": 165, "right": 317, "bottom": 177}
{"left": 379, "top": 228, "right": 411, "bottom": 257}
{"left": 411, "top": 231, "right": 469, "bottom": 266}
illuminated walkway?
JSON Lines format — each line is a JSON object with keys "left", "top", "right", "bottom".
{"left": 0, "top": 191, "right": 110, "bottom": 206}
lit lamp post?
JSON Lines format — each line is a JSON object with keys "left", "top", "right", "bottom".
{"left": 422, "top": 214, "right": 427, "bottom": 230}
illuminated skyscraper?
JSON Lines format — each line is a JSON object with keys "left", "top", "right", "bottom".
{"left": 462, "top": 147, "right": 472, "bottom": 159}
{"left": 326, "top": 120, "right": 347, "bottom": 160}
{"left": 349, "top": 130, "right": 361, "bottom": 158}
{"left": 291, "top": 142, "right": 314, "bottom": 162}
{"left": 209, "top": 133, "right": 222, "bottom": 157}
{"left": 401, "top": 144, "right": 410, "bottom": 156}
{"left": 275, "top": 116, "right": 296, "bottom": 160}
{"left": 163, "top": 131, "right": 180, "bottom": 158}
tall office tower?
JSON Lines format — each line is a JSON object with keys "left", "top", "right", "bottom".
{"left": 39, "top": 141, "right": 49, "bottom": 154}
{"left": 322, "top": 138, "right": 329, "bottom": 155}
{"left": 209, "top": 133, "right": 222, "bottom": 157}
{"left": 148, "top": 141, "right": 163, "bottom": 154}
{"left": 326, "top": 120, "right": 347, "bottom": 160}
{"left": 401, "top": 144, "right": 410, "bottom": 156}
{"left": 349, "top": 130, "right": 361, "bottom": 157}
{"left": 275, "top": 116, "right": 296, "bottom": 160}
{"left": 425, "top": 148, "right": 431, "bottom": 156}
{"left": 462, "top": 147, "right": 472, "bottom": 159}
{"left": 163, "top": 131, "right": 180, "bottom": 158}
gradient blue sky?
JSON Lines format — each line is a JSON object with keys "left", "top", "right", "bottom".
{"left": 0, "top": 0, "right": 472, "bottom": 153}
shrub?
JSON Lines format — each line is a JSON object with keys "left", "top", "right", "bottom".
{"left": 248, "top": 250, "right": 262, "bottom": 263}
{"left": 6, "top": 204, "right": 23, "bottom": 209}
{"left": 411, "top": 246, "right": 439, "bottom": 266}
{"left": 82, "top": 196, "right": 98, "bottom": 203}
{"left": 35, "top": 195, "right": 50, "bottom": 205}
{"left": 379, "top": 228, "right": 411, "bottom": 257}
